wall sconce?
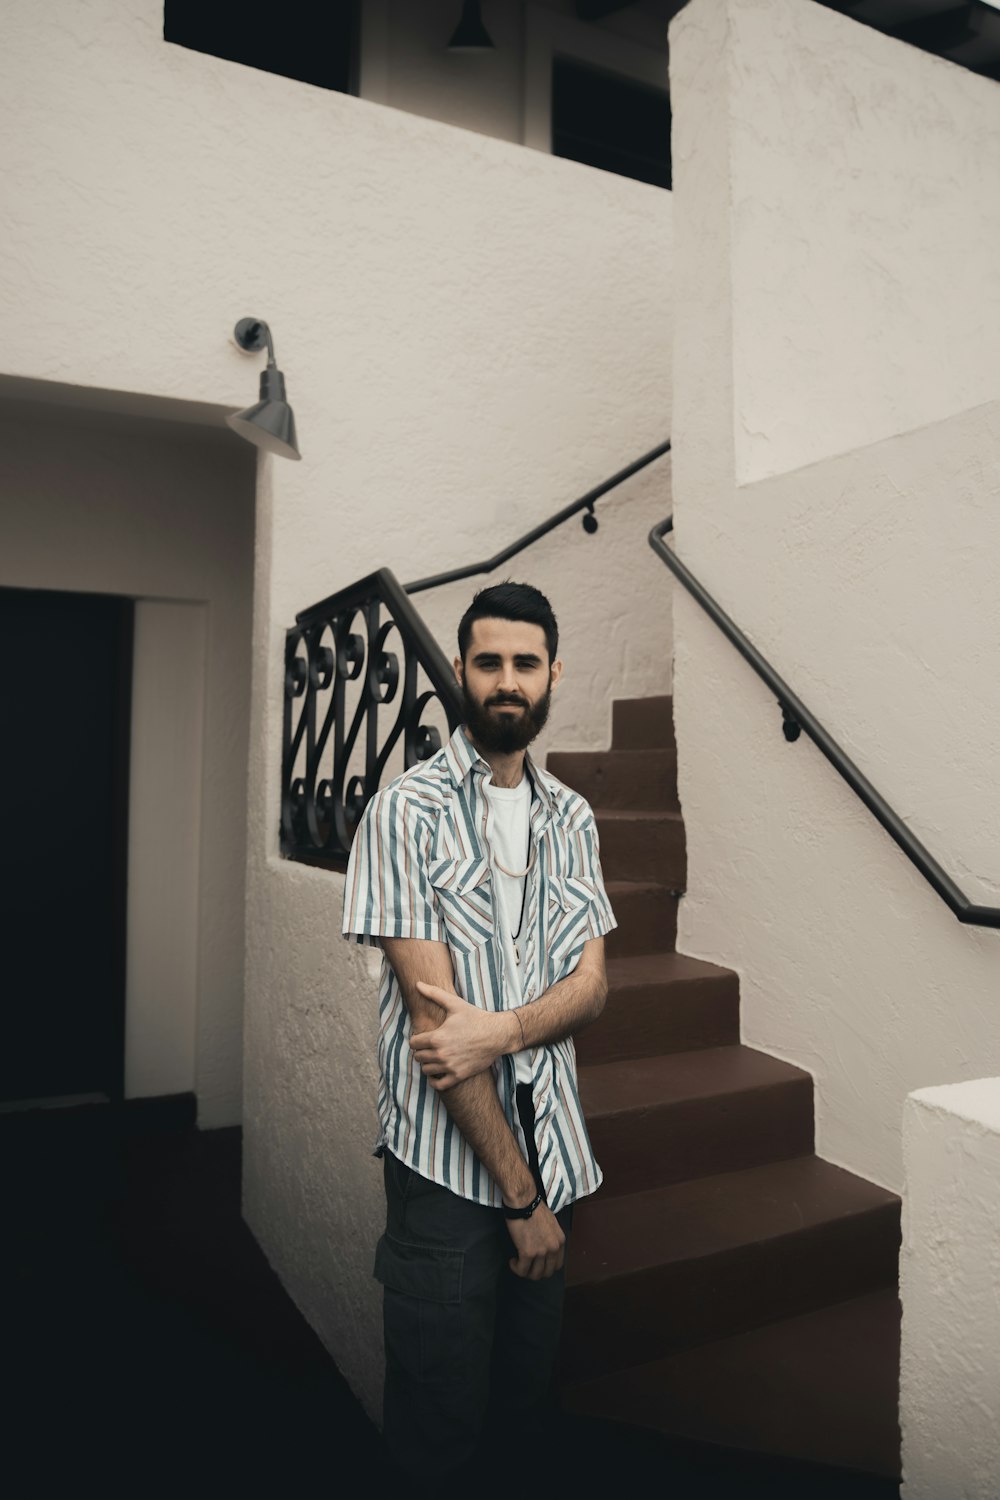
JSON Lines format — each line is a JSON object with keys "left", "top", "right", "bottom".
{"left": 447, "top": 1, "right": 494, "bottom": 51}
{"left": 226, "top": 317, "right": 301, "bottom": 460}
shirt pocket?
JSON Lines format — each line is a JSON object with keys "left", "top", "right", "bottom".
{"left": 427, "top": 855, "right": 494, "bottom": 955}
{"left": 545, "top": 874, "right": 597, "bottom": 968}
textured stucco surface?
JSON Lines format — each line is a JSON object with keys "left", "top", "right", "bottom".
{"left": 726, "top": 0, "right": 1000, "bottom": 485}
{"left": 0, "top": 0, "right": 672, "bottom": 1418}
{"left": 672, "top": 0, "right": 1000, "bottom": 1193}
{"left": 900, "top": 1081, "right": 1000, "bottom": 1498}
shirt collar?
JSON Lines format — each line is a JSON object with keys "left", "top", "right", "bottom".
{"left": 444, "top": 722, "right": 556, "bottom": 822}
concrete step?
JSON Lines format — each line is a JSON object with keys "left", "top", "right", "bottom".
{"left": 612, "top": 695, "right": 675, "bottom": 752}
{"left": 578, "top": 1045, "right": 815, "bottom": 1199}
{"left": 547, "top": 748, "right": 679, "bottom": 812}
{"left": 594, "top": 808, "right": 685, "bottom": 886}
{"left": 575, "top": 952, "right": 739, "bottom": 1066}
{"left": 560, "top": 1288, "right": 902, "bottom": 1480}
{"left": 560, "top": 1156, "right": 900, "bottom": 1383}
{"left": 603, "top": 882, "right": 678, "bottom": 957}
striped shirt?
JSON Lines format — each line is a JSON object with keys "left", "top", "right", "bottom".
{"left": 342, "top": 722, "right": 618, "bottom": 1211}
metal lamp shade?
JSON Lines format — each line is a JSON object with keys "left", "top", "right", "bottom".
{"left": 225, "top": 364, "right": 301, "bottom": 460}
{"left": 447, "top": 0, "right": 494, "bottom": 51}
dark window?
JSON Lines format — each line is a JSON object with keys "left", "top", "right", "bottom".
{"left": 163, "top": 0, "right": 359, "bottom": 95}
{"left": 551, "top": 55, "right": 671, "bottom": 190}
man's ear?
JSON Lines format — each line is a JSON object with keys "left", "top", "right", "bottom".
{"left": 453, "top": 654, "right": 463, "bottom": 685}
{"left": 550, "top": 658, "right": 564, "bottom": 690}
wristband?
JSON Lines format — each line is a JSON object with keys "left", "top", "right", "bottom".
{"left": 502, "top": 1189, "right": 544, "bottom": 1220}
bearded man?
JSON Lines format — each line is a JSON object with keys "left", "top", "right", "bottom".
{"left": 342, "top": 580, "right": 617, "bottom": 1482}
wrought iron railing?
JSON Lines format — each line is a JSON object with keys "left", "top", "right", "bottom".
{"left": 650, "top": 515, "right": 1000, "bottom": 929}
{"left": 282, "top": 440, "right": 673, "bottom": 866}
{"left": 281, "top": 568, "right": 463, "bottom": 868}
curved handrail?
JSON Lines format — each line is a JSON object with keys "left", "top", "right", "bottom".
{"left": 650, "top": 515, "right": 1000, "bottom": 930}
{"left": 403, "top": 439, "right": 672, "bottom": 595}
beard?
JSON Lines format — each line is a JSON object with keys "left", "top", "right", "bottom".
{"left": 461, "top": 676, "right": 553, "bottom": 754}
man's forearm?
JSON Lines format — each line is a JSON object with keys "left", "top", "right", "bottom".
{"left": 435, "top": 1070, "right": 537, "bottom": 1207}
{"left": 380, "top": 936, "right": 537, "bottom": 1206}
{"left": 504, "top": 960, "right": 607, "bottom": 1055}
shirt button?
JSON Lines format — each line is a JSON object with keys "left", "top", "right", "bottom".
{"left": 526, "top": 986, "right": 535, "bottom": 999}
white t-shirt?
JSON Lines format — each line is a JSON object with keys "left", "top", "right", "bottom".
{"left": 483, "top": 772, "right": 534, "bottom": 1085}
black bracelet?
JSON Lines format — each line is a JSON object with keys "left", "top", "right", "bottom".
{"left": 502, "top": 1189, "right": 544, "bottom": 1220}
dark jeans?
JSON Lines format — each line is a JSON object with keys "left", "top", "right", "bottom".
{"left": 374, "top": 1084, "right": 574, "bottom": 1481}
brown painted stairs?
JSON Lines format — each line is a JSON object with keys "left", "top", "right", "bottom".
{"left": 546, "top": 695, "right": 902, "bottom": 1482}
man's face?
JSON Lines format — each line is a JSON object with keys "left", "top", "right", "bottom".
{"left": 455, "top": 617, "right": 563, "bottom": 755}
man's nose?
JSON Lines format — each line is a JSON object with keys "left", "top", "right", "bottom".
{"left": 497, "top": 662, "right": 519, "bottom": 692}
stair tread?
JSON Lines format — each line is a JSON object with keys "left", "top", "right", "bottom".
{"left": 578, "top": 1044, "right": 812, "bottom": 1115}
{"left": 594, "top": 807, "right": 683, "bottom": 823}
{"left": 552, "top": 747, "right": 676, "bottom": 761}
{"left": 561, "top": 1289, "right": 902, "bottom": 1480}
{"left": 605, "top": 951, "right": 736, "bottom": 989}
{"left": 567, "top": 1154, "right": 900, "bottom": 1286}
{"left": 604, "top": 879, "right": 677, "bottom": 896}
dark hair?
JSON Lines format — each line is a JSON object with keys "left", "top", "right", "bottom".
{"left": 457, "top": 581, "right": 559, "bottom": 664}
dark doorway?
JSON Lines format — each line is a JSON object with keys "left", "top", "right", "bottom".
{"left": 551, "top": 55, "right": 672, "bottom": 190}
{"left": 0, "top": 587, "right": 133, "bottom": 1108}
{"left": 163, "top": 0, "right": 360, "bottom": 96}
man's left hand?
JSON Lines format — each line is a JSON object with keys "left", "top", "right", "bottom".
{"left": 410, "top": 983, "right": 515, "bottom": 1088}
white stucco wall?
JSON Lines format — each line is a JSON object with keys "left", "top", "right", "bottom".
{"left": 0, "top": 395, "right": 255, "bottom": 1127}
{"left": 1, "top": 0, "right": 672, "bottom": 1416}
{"left": 900, "top": 1080, "right": 1000, "bottom": 1499}
{"left": 725, "top": 0, "right": 1000, "bottom": 486}
{"left": 670, "top": 0, "right": 1000, "bottom": 1198}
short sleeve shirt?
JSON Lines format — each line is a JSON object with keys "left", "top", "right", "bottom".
{"left": 341, "top": 723, "right": 618, "bottom": 1210}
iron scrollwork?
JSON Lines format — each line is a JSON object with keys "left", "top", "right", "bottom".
{"left": 281, "top": 569, "right": 463, "bottom": 868}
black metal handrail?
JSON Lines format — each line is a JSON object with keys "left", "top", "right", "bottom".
{"left": 404, "top": 438, "right": 672, "bottom": 595}
{"left": 650, "top": 516, "right": 1000, "bottom": 929}
{"left": 282, "top": 568, "right": 463, "bottom": 867}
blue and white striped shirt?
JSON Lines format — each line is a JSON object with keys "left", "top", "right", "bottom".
{"left": 342, "top": 722, "right": 617, "bottom": 1210}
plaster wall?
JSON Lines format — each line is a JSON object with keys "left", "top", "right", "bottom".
{"left": 670, "top": 0, "right": 1000, "bottom": 1199}
{"left": 1, "top": 0, "right": 671, "bottom": 1417}
{"left": 900, "top": 1079, "right": 1000, "bottom": 1498}
{"left": 0, "top": 398, "right": 255, "bottom": 1126}
{"left": 727, "top": 0, "right": 1000, "bottom": 485}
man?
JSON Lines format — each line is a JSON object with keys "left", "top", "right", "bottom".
{"left": 342, "top": 580, "right": 617, "bottom": 1481}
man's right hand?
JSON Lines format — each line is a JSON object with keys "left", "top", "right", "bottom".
{"left": 506, "top": 1200, "right": 566, "bottom": 1280}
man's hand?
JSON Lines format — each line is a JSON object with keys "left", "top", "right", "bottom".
{"left": 506, "top": 1201, "right": 566, "bottom": 1280}
{"left": 410, "top": 982, "right": 519, "bottom": 1088}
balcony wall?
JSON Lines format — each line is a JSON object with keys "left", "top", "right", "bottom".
{"left": 671, "top": 0, "right": 1000, "bottom": 1194}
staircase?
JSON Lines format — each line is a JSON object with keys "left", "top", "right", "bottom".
{"left": 546, "top": 694, "right": 902, "bottom": 1481}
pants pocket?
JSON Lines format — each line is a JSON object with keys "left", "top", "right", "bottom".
{"left": 374, "top": 1231, "right": 466, "bottom": 1384}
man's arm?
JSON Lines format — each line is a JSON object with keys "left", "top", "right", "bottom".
{"left": 380, "top": 935, "right": 566, "bottom": 1280}
{"left": 409, "top": 936, "right": 608, "bottom": 1090}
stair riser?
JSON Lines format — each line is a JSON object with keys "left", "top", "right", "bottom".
{"left": 560, "top": 1207, "right": 901, "bottom": 1382}
{"left": 547, "top": 750, "right": 679, "bottom": 812}
{"left": 596, "top": 815, "right": 686, "bottom": 885}
{"left": 612, "top": 697, "right": 676, "bottom": 752}
{"left": 583, "top": 1079, "right": 815, "bottom": 1197}
{"left": 575, "top": 976, "right": 740, "bottom": 1066}
{"left": 604, "top": 890, "right": 677, "bottom": 957}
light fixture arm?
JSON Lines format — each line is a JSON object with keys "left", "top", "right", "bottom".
{"left": 233, "top": 316, "right": 277, "bottom": 367}
{"left": 226, "top": 315, "right": 301, "bottom": 460}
